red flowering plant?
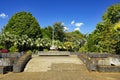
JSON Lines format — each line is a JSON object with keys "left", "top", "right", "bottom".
{"left": 0, "top": 46, "right": 9, "bottom": 53}
{"left": 1, "top": 49, "right": 9, "bottom": 53}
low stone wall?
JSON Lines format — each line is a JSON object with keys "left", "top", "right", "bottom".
{"left": 97, "top": 65, "right": 120, "bottom": 72}
{"left": 0, "top": 53, "right": 24, "bottom": 65}
{"left": 87, "top": 53, "right": 111, "bottom": 58}
{"left": 0, "top": 53, "right": 24, "bottom": 74}
{"left": 13, "top": 54, "right": 31, "bottom": 73}
{"left": 0, "top": 66, "right": 6, "bottom": 74}
{"left": 78, "top": 53, "right": 120, "bottom": 72}
{"left": 38, "top": 51, "right": 70, "bottom": 56}
{"left": 78, "top": 54, "right": 98, "bottom": 71}
{"left": 0, "top": 53, "right": 23, "bottom": 58}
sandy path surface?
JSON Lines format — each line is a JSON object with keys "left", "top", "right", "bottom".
{"left": 24, "top": 55, "right": 83, "bottom": 72}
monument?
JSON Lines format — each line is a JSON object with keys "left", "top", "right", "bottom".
{"left": 50, "top": 26, "right": 57, "bottom": 51}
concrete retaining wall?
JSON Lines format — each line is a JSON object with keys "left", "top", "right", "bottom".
{"left": 78, "top": 54, "right": 98, "bottom": 71}
{"left": 97, "top": 65, "right": 120, "bottom": 72}
{"left": 87, "top": 53, "right": 111, "bottom": 58}
{"left": 0, "top": 66, "right": 6, "bottom": 74}
{"left": 78, "top": 53, "right": 120, "bottom": 72}
{"left": 13, "top": 54, "right": 31, "bottom": 73}
{"left": 0, "top": 53, "right": 23, "bottom": 58}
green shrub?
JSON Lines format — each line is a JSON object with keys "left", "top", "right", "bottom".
{"left": 0, "top": 45, "right": 4, "bottom": 50}
{"left": 26, "top": 50, "right": 32, "bottom": 55}
{"left": 33, "top": 49, "right": 39, "bottom": 53}
{"left": 43, "top": 49, "right": 48, "bottom": 52}
{"left": 78, "top": 46, "right": 87, "bottom": 53}
{"left": 9, "top": 46, "right": 18, "bottom": 52}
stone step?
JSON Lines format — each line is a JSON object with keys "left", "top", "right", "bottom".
{"left": 50, "top": 63, "right": 88, "bottom": 72}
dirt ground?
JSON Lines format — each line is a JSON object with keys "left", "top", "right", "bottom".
{"left": 0, "top": 55, "right": 120, "bottom": 80}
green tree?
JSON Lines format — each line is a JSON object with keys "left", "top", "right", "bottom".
{"left": 65, "top": 30, "right": 84, "bottom": 42}
{"left": 41, "top": 26, "right": 52, "bottom": 39}
{"left": 87, "top": 22, "right": 116, "bottom": 53}
{"left": 35, "top": 38, "right": 42, "bottom": 50}
{"left": 102, "top": 3, "right": 120, "bottom": 24}
{"left": 86, "top": 3, "right": 120, "bottom": 53}
{"left": 63, "top": 42, "right": 74, "bottom": 51}
{"left": 0, "top": 32, "right": 16, "bottom": 49}
{"left": 113, "top": 22, "right": 120, "bottom": 54}
{"left": 41, "top": 38, "right": 51, "bottom": 49}
{"left": 114, "top": 21, "right": 120, "bottom": 31}
{"left": 65, "top": 30, "right": 87, "bottom": 51}
{"left": 3, "top": 11, "right": 42, "bottom": 38}
{"left": 53, "top": 22, "right": 65, "bottom": 41}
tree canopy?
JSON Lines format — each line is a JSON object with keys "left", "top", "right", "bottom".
{"left": 102, "top": 3, "right": 120, "bottom": 24}
{"left": 86, "top": 3, "right": 120, "bottom": 54}
{"left": 1, "top": 4, "right": 120, "bottom": 53}
{"left": 53, "top": 22, "right": 65, "bottom": 41}
{"left": 3, "top": 11, "right": 42, "bottom": 38}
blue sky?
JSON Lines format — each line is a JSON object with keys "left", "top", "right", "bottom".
{"left": 0, "top": 0, "right": 120, "bottom": 34}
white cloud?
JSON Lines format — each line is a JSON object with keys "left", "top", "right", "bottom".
{"left": 71, "top": 20, "right": 75, "bottom": 25}
{"left": 0, "top": 13, "right": 8, "bottom": 18}
{"left": 74, "top": 27, "right": 80, "bottom": 31}
{"left": 70, "top": 20, "right": 84, "bottom": 31}
{"left": 64, "top": 26, "right": 69, "bottom": 31}
{"left": 70, "top": 20, "right": 84, "bottom": 27}
{"left": 75, "top": 22, "right": 84, "bottom": 27}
